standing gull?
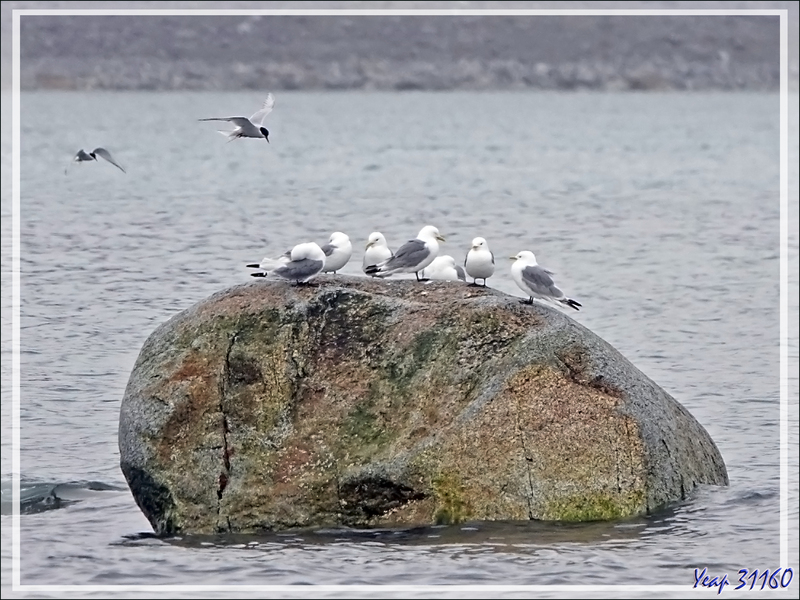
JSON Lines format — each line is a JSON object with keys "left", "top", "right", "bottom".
{"left": 362, "top": 232, "right": 393, "bottom": 276}
{"left": 199, "top": 93, "right": 275, "bottom": 142}
{"left": 250, "top": 242, "right": 325, "bottom": 284}
{"left": 66, "top": 148, "right": 125, "bottom": 175}
{"left": 464, "top": 237, "right": 495, "bottom": 286}
{"left": 320, "top": 232, "right": 353, "bottom": 274}
{"left": 365, "top": 225, "right": 445, "bottom": 281}
{"left": 510, "top": 251, "right": 582, "bottom": 310}
{"left": 421, "top": 255, "right": 466, "bottom": 282}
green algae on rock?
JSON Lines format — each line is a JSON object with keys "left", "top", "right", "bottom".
{"left": 118, "top": 276, "right": 728, "bottom": 535}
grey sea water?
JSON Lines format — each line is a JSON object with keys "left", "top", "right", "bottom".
{"left": 1, "top": 91, "right": 798, "bottom": 597}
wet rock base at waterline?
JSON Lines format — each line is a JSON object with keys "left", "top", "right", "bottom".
{"left": 118, "top": 276, "right": 728, "bottom": 535}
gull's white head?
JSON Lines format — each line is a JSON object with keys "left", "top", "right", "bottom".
{"left": 430, "top": 255, "right": 456, "bottom": 268}
{"left": 418, "top": 225, "right": 446, "bottom": 243}
{"left": 366, "top": 231, "right": 387, "bottom": 249}
{"left": 423, "top": 255, "right": 461, "bottom": 280}
{"left": 471, "top": 237, "right": 488, "bottom": 251}
{"left": 291, "top": 242, "right": 325, "bottom": 261}
{"left": 510, "top": 250, "right": 537, "bottom": 264}
{"left": 329, "top": 231, "right": 350, "bottom": 245}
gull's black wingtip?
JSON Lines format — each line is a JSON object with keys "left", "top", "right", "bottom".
{"left": 246, "top": 263, "right": 260, "bottom": 268}
{"left": 566, "top": 298, "right": 582, "bottom": 311}
{"left": 250, "top": 272, "right": 267, "bottom": 278}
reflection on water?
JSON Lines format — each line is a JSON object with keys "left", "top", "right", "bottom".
{"left": 151, "top": 514, "right": 651, "bottom": 551}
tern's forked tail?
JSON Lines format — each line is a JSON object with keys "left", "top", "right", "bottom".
{"left": 217, "top": 129, "right": 243, "bottom": 142}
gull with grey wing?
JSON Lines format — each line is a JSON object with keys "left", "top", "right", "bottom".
{"left": 320, "top": 232, "right": 353, "bottom": 274}
{"left": 510, "top": 251, "right": 581, "bottom": 311}
{"left": 364, "top": 225, "right": 445, "bottom": 281}
{"left": 250, "top": 242, "right": 325, "bottom": 284}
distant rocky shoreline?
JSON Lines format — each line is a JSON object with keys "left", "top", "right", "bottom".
{"left": 22, "top": 56, "right": 782, "bottom": 92}
{"left": 18, "top": 13, "right": 789, "bottom": 92}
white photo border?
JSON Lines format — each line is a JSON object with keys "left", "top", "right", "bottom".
{"left": 9, "top": 5, "right": 793, "bottom": 595}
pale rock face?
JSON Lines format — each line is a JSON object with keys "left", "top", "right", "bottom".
{"left": 119, "top": 276, "right": 728, "bottom": 535}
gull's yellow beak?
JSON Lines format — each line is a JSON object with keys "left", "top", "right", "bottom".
{"left": 509, "top": 256, "right": 518, "bottom": 260}
{"left": 436, "top": 234, "right": 446, "bottom": 242}
{"left": 365, "top": 240, "right": 374, "bottom": 249}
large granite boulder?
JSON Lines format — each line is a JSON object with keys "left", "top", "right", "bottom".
{"left": 118, "top": 276, "right": 728, "bottom": 535}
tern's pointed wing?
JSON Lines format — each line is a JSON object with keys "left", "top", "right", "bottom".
{"left": 92, "top": 148, "right": 125, "bottom": 173}
{"left": 65, "top": 149, "right": 86, "bottom": 175}
{"left": 199, "top": 116, "right": 252, "bottom": 128}
{"left": 249, "top": 93, "right": 275, "bottom": 125}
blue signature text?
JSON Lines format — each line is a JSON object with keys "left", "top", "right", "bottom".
{"left": 694, "top": 568, "right": 793, "bottom": 594}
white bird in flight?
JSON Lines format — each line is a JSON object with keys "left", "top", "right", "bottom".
{"left": 199, "top": 93, "right": 275, "bottom": 142}
{"left": 66, "top": 148, "right": 125, "bottom": 175}
{"left": 510, "top": 251, "right": 582, "bottom": 311}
